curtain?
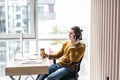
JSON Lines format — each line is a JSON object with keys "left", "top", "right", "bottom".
{"left": 90, "top": 0, "right": 120, "bottom": 80}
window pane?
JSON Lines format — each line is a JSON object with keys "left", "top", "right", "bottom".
{"left": 0, "top": 41, "right": 6, "bottom": 62}
{"left": 0, "top": 1, "right": 5, "bottom": 33}
{"left": 0, "top": 40, "right": 36, "bottom": 61}
{"left": 37, "top": 0, "right": 90, "bottom": 80}
{"left": 7, "top": 0, "right": 30, "bottom": 34}
{"left": 0, "top": 0, "right": 30, "bottom": 34}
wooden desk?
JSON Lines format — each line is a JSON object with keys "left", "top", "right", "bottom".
{"left": 5, "top": 53, "right": 49, "bottom": 80}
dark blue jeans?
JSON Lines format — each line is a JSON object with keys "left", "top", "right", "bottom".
{"left": 41, "top": 64, "right": 74, "bottom": 80}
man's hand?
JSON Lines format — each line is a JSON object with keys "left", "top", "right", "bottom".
{"left": 40, "top": 52, "right": 47, "bottom": 58}
{"left": 70, "top": 34, "right": 76, "bottom": 46}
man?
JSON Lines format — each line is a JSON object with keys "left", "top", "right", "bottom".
{"left": 41, "top": 26, "right": 85, "bottom": 80}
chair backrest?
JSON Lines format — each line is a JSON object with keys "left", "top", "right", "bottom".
{"left": 73, "top": 44, "right": 85, "bottom": 79}
{"left": 76, "top": 55, "right": 84, "bottom": 72}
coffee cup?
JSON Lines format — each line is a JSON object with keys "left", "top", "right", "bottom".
{"left": 40, "top": 48, "right": 46, "bottom": 58}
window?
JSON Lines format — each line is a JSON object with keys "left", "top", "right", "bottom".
{"left": 0, "top": 0, "right": 35, "bottom": 74}
{"left": 0, "top": 0, "right": 90, "bottom": 80}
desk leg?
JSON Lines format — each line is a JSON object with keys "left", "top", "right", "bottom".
{"left": 36, "top": 75, "right": 41, "bottom": 80}
{"left": 9, "top": 76, "right": 21, "bottom": 80}
{"left": 9, "top": 76, "right": 15, "bottom": 80}
{"left": 36, "top": 74, "right": 45, "bottom": 80}
{"left": 18, "top": 75, "right": 21, "bottom": 80}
